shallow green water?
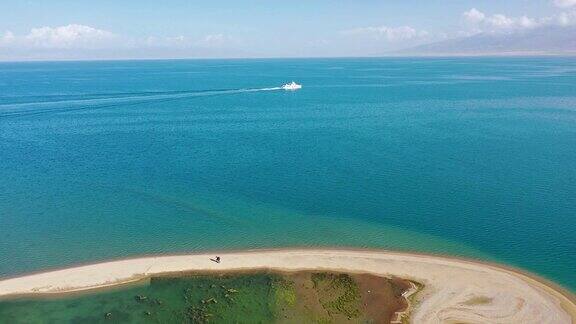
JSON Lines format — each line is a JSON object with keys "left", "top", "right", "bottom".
{"left": 0, "top": 274, "right": 277, "bottom": 323}
{"left": 0, "top": 57, "right": 575, "bottom": 290}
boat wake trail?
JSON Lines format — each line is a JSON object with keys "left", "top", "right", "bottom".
{"left": 248, "top": 87, "right": 282, "bottom": 92}
{"left": 0, "top": 86, "right": 284, "bottom": 118}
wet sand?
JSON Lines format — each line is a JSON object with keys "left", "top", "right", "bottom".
{"left": 0, "top": 248, "right": 574, "bottom": 323}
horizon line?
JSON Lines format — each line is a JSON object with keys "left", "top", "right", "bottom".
{"left": 2, "top": 52, "right": 576, "bottom": 64}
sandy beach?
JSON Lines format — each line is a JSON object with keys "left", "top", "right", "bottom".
{"left": 0, "top": 249, "right": 574, "bottom": 323}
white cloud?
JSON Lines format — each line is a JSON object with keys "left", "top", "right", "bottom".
{"left": 143, "top": 35, "right": 190, "bottom": 48}
{"left": 462, "top": 9, "right": 541, "bottom": 32}
{"left": 554, "top": 0, "right": 576, "bottom": 8}
{"left": 518, "top": 16, "right": 539, "bottom": 28}
{"left": 0, "top": 24, "right": 117, "bottom": 49}
{"left": 199, "top": 34, "right": 225, "bottom": 46}
{"left": 138, "top": 33, "right": 239, "bottom": 51}
{"left": 196, "top": 33, "right": 240, "bottom": 48}
{"left": 556, "top": 11, "right": 576, "bottom": 25}
{"left": 460, "top": 8, "right": 576, "bottom": 34}
{"left": 24, "top": 24, "right": 116, "bottom": 48}
{"left": 1, "top": 31, "right": 15, "bottom": 44}
{"left": 463, "top": 8, "right": 486, "bottom": 24}
{"left": 485, "top": 14, "right": 516, "bottom": 28}
{"left": 342, "top": 26, "right": 429, "bottom": 41}
{"left": 0, "top": 25, "right": 240, "bottom": 52}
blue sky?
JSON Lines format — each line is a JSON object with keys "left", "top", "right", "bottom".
{"left": 1, "top": 0, "right": 575, "bottom": 60}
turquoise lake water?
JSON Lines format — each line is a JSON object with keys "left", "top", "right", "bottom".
{"left": 0, "top": 57, "right": 574, "bottom": 291}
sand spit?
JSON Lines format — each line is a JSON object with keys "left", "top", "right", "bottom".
{"left": 0, "top": 249, "right": 573, "bottom": 323}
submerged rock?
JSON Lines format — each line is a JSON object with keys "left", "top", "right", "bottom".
{"left": 135, "top": 295, "right": 148, "bottom": 302}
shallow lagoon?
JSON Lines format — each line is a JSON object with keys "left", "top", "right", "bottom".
{"left": 0, "top": 271, "right": 410, "bottom": 323}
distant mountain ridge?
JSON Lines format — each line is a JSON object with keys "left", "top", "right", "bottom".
{"left": 397, "top": 26, "right": 576, "bottom": 56}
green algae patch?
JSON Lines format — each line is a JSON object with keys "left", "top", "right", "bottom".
{"left": 312, "top": 273, "right": 361, "bottom": 320}
{"left": 177, "top": 274, "right": 276, "bottom": 323}
{"left": 0, "top": 271, "right": 413, "bottom": 323}
{"left": 272, "top": 277, "right": 297, "bottom": 308}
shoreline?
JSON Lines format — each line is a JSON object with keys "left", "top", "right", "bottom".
{"left": 0, "top": 248, "right": 574, "bottom": 323}
{"left": 0, "top": 246, "right": 573, "bottom": 300}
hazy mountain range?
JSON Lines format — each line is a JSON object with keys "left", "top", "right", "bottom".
{"left": 398, "top": 26, "right": 576, "bottom": 56}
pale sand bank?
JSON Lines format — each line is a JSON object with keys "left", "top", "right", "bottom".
{"left": 0, "top": 249, "right": 574, "bottom": 323}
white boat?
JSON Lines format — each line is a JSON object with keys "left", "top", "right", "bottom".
{"left": 281, "top": 81, "right": 302, "bottom": 90}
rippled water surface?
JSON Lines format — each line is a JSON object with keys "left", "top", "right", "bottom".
{"left": 0, "top": 58, "right": 575, "bottom": 290}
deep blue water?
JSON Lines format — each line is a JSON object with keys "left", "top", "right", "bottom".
{"left": 0, "top": 57, "right": 575, "bottom": 291}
